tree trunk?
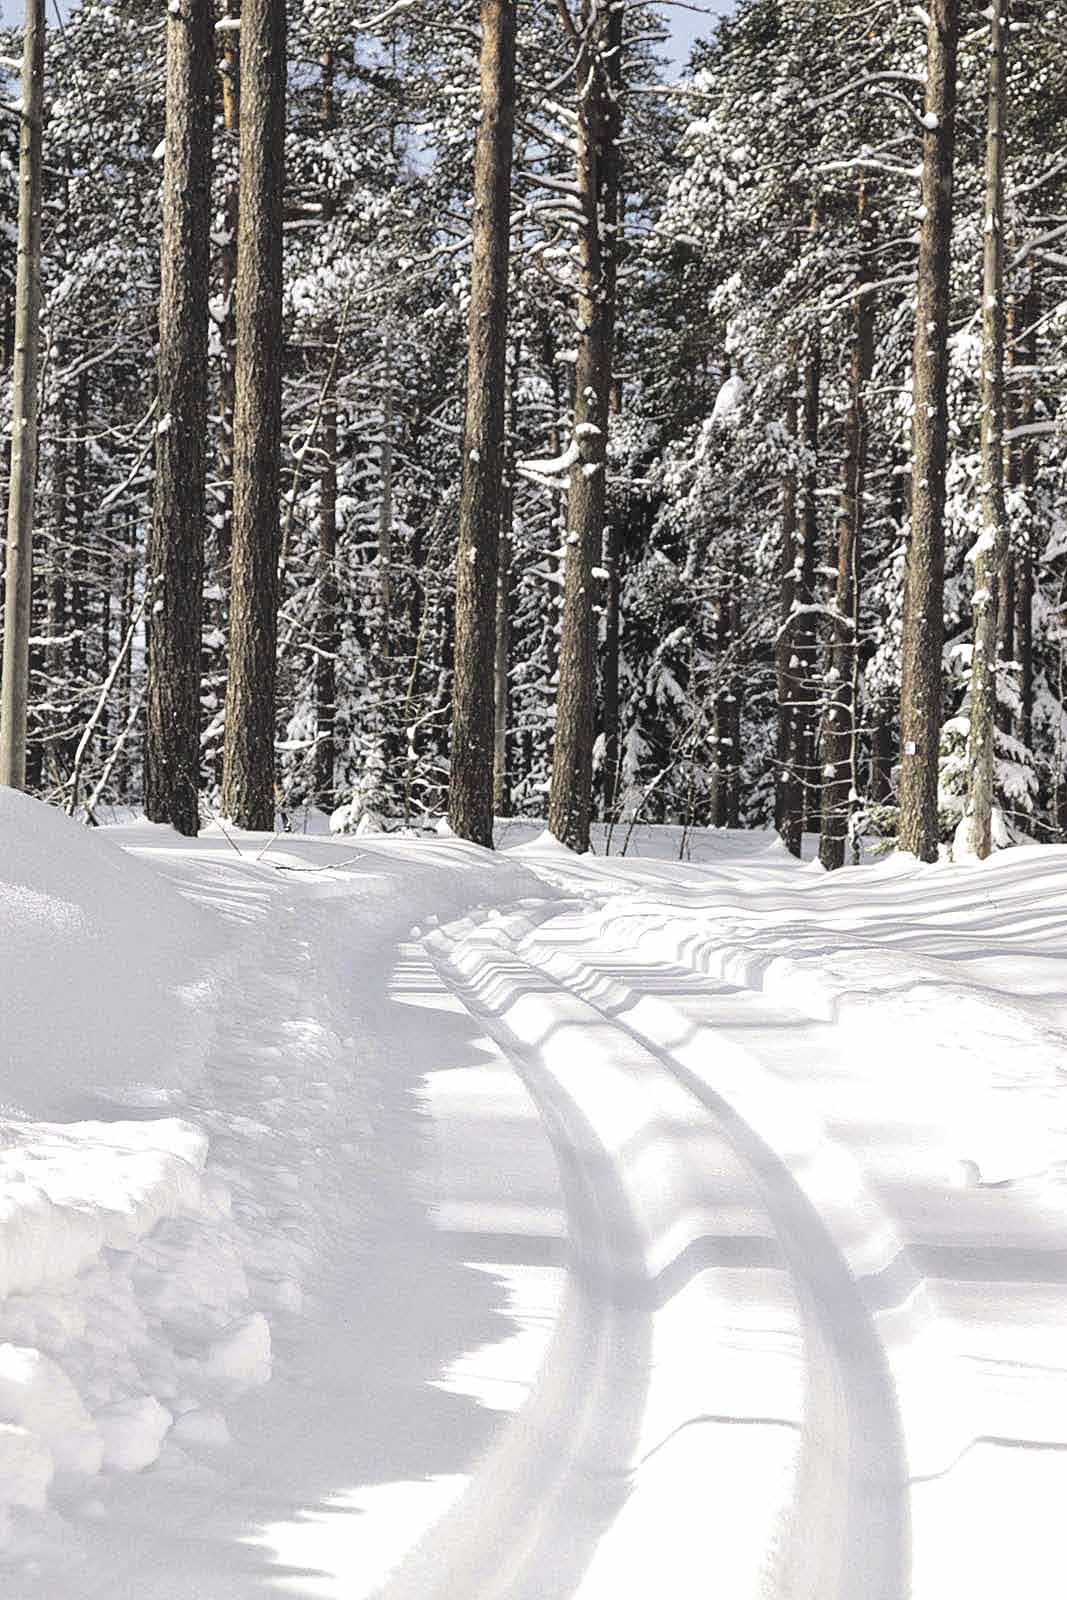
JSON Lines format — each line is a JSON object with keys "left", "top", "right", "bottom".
{"left": 1014, "top": 279, "right": 1037, "bottom": 754}
{"left": 493, "top": 339, "right": 520, "bottom": 818}
{"left": 898, "top": 0, "right": 960, "bottom": 860}
{"left": 776, "top": 358, "right": 802, "bottom": 855}
{"left": 315, "top": 391, "right": 338, "bottom": 810}
{"left": 216, "top": 0, "right": 239, "bottom": 576}
{"left": 47, "top": 383, "right": 68, "bottom": 781}
{"left": 820, "top": 186, "right": 874, "bottom": 870}
{"left": 145, "top": 0, "right": 213, "bottom": 837}
{"left": 548, "top": 0, "right": 622, "bottom": 852}
{"left": 314, "top": 50, "right": 338, "bottom": 812}
{"left": 601, "top": 516, "right": 621, "bottom": 817}
{"left": 964, "top": 0, "right": 1007, "bottom": 860}
{"left": 796, "top": 336, "right": 820, "bottom": 837}
{"left": 0, "top": 0, "right": 44, "bottom": 791}
{"left": 221, "top": 0, "right": 285, "bottom": 830}
{"left": 448, "top": 0, "right": 517, "bottom": 847}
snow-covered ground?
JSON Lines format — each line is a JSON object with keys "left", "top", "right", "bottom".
{"left": 3, "top": 797, "right": 1067, "bottom": 1597}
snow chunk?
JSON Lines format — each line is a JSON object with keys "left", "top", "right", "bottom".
{"left": 203, "top": 1313, "right": 271, "bottom": 1389}
{"left": 0, "top": 1345, "right": 102, "bottom": 1476}
{"left": 96, "top": 1395, "right": 172, "bottom": 1473}
{"left": 710, "top": 373, "right": 748, "bottom": 427}
{"left": 0, "top": 1423, "right": 53, "bottom": 1512}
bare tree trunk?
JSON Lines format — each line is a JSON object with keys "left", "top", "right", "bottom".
{"left": 796, "top": 336, "right": 820, "bottom": 838}
{"left": 314, "top": 50, "right": 338, "bottom": 812}
{"left": 728, "top": 589, "right": 742, "bottom": 827}
{"left": 493, "top": 338, "right": 520, "bottom": 818}
{"left": 1015, "top": 279, "right": 1037, "bottom": 754}
{"left": 216, "top": 0, "right": 239, "bottom": 575}
{"left": 601, "top": 516, "right": 621, "bottom": 816}
{"left": 448, "top": 0, "right": 516, "bottom": 846}
{"left": 221, "top": 0, "right": 285, "bottom": 830}
{"left": 776, "top": 359, "right": 802, "bottom": 855}
{"left": 549, "top": 0, "right": 622, "bottom": 851}
{"left": 820, "top": 186, "right": 874, "bottom": 870}
{"left": 71, "top": 372, "right": 88, "bottom": 688}
{"left": 315, "top": 392, "right": 338, "bottom": 809}
{"left": 898, "top": 0, "right": 960, "bottom": 860}
{"left": 375, "top": 332, "right": 395, "bottom": 756}
{"left": 0, "top": 0, "right": 44, "bottom": 790}
{"left": 145, "top": 0, "right": 213, "bottom": 836}
{"left": 964, "top": 0, "right": 1008, "bottom": 859}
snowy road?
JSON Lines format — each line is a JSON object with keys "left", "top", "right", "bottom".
{"left": 5, "top": 814, "right": 1067, "bottom": 1597}
{"left": 383, "top": 843, "right": 1067, "bottom": 1600}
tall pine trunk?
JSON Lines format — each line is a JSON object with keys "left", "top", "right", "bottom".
{"left": 549, "top": 0, "right": 622, "bottom": 851}
{"left": 776, "top": 357, "right": 802, "bottom": 854}
{"left": 964, "top": 0, "right": 1008, "bottom": 859}
{"left": 145, "top": 0, "right": 213, "bottom": 836}
{"left": 314, "top": 49, "right": 338, "bottom": 812}
{"left": 448, "top": 0, "right": 517, "bottom": 847}
{"left": 796, "top": 336, "right": 820, "bottom": 835}
{"left": 1014, "top": 279, "right": 1037, "bottom": 754}
{"left": 0, "top": 0, "right": 44, "bottom": 790}
{"left": 493, "top": 338, "right": 520, "bottom": 818}
{"left": 820, "top": 187, "right": 874, "bottom": 870}
{"left": 898, "top": 0, "right": 960, "bottom": 860}
{"left": 221, "top": 0, "right": 285, "bottom": 830}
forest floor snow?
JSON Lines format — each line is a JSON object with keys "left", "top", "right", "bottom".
{"left": 1, "top": 801, "right": 1067, "bottom": 1597}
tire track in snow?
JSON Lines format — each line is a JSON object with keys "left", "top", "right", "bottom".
{"left": 373, "top": 943, "right": 653, "bottom": 1600}
{"left": 424, "top": 905, "right": 910, "bottom": 1600}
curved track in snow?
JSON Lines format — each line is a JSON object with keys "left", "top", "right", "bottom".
{"left": 401, "top": 901, "right": 914, "bottom": 1600}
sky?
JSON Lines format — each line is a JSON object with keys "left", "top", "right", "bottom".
{"left": 0, "top": 1, "right": 737, "bottom": 61}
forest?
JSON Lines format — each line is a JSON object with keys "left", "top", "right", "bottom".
{"left": 0, "top": 0, "right": 1063, "bottom": 867}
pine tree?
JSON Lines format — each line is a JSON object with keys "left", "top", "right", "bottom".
{"left": 898, "top": 0, "right": 961, "bottom": 861}
{"left": 448, "top": 0, "right": 517, "bottom": 848}
{"left": 221, "top": 0, "right": 286, "bottom": 830}
{"left": 144, "top": 0, "right": 213, "bottom": 837}
{"left": 548, "top": 0, "right": 623, "bottom": 851}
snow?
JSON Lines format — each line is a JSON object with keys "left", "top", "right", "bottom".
{"left": 3, "top": 803, "right": 1067, "bottom": 1596}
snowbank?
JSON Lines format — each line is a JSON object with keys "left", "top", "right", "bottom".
{"left": 0, "top": 789, "right": 223, "bottom": 1119}
{"left": 0, "top": 803, "right": 553, "bottom": 1557}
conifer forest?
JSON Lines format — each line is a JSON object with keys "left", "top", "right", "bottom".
{"left": 0, "top": 0, "right": 1065, "bottom": 865}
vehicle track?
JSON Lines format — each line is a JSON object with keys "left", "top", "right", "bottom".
{"left": 411, "top": 904, "right": 912, "bottom": 1600}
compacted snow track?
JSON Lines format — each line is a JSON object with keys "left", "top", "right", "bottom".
{"left": 417, "top": 902, "right": 911, "bottom": 1600}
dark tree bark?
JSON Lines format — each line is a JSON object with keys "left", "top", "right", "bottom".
{"left": 221, "top": 0, "right": 285, "bottom": 830}
{"left": 820, "top": 186, "right": 875, "bottom": 870}
{"left": 549, "top": 0, "right": 622, "bottom": 851}
{"left": 448, "top": 0, "right": 517, "bottom": 847}
{"left": 314, "top": 50, "right": 338, "bottom": 812}
{"left": 145, "top": 0, "right": 213, "bottom": 836}
{"left": 898, "top": 0, "right": 960, "bottom": 860}
{"left": 215, "top": 0, "right": 240, "bottom": 576}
